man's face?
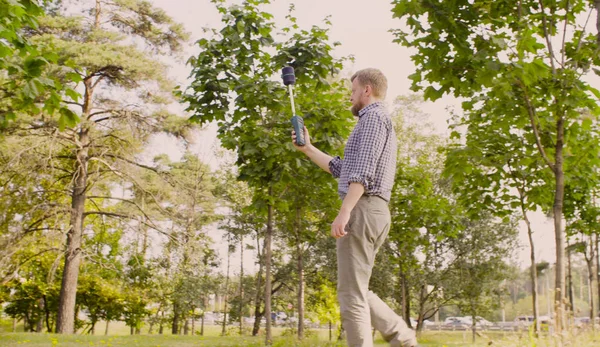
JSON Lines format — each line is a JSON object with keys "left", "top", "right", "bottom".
{"left": 350, "top": 78, "right": 366, "bottom": 117}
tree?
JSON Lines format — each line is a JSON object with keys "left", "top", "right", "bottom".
{"left": 306, "top": 279, "right": 340, "bottom": 341}
{"left": 1, "top": 0, "right": 190, "bottom": 333}
{"left": 385, "top": 95, "right": 462, "bottom": 331}
{"left": 452, "top": 216, "right": 518, "bottom": 343}
{"left": 393, "top": 0, "right": 600, "bottom": 333}
{"left": 443, "top": 90, "right": 555, "bottom": 334}
{"left": 180, "top": 1, "right": 353, "bottom": 343}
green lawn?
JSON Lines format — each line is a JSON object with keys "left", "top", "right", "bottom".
{"left": 0, "top": 322, "right": 598, "bottom": 347}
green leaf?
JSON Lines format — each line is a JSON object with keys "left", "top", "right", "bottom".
{"left": 58, "top": 108, "right": 80, "bottom": 130}
{"left": 65, "top": 88, "right": 80, "bottom": 102}
{"left": 23, "top": 56, "right": 47, "bottom": 77}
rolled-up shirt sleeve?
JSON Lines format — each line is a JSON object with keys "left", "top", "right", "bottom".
{"left": 329, "top": 156, "right": 343, "bottom": 178}
{"left": 347, "top": 113, "right": 387, "bottom": 191}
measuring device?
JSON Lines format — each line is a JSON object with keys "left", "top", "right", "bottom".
{"left": 281, "top": 66, "right": 305, "bottom": 146}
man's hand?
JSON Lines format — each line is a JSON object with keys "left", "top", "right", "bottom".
{"left": 331, "top": 208, "right": 351, "bottom": 239}
{"left": 291, "top": 126, "right": 311, "bottom": 153}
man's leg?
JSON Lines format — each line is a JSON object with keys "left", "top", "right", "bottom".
{"left": 337, "top": 198, "right": 376, "bottom": 347}
{"left": 368, "top": 291, "right": 417, "bottom": 346}
{"left": 367, "top": 197, "right": 417, "bottom": 347}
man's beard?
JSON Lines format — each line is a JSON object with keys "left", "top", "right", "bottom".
{"left": 351, "top": 101, "right": 364, "bottom": 117}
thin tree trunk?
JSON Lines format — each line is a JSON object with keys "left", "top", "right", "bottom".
{"left": 105, "top": 320, "right": 109, "bottom": 335}
{"left": 586, "top": 235, "right": 597, "bottom": 327}
{"left": 239, "top": 234, "right": 244, "bottom": 335}
{"left": 471, "top": 312, "right": 476, "bottom": 344}
{"left": 568, "top": 242, "right": 574, "bottom": 312}
{"left": 184, "top": 319, "right": 189, "bottom": 335}
{"left": 172, "top": 303, "right": 180, "bottom": 334}
{"left": 43, "top": 295, "right": 51, "bottom": 333}
{"left": 595, "top": 233, "right": 600, "bottom": 323}
{"left": 159, "top": 310, "right": 164, "bottom": 335}
{"left": 295, "top": 206, "right": 305, "bottom": 340}
{"left": 222, "top": 238, "right": 231, "bottom": 336}
{"left": 252, "top": 234, "right": 264, "bottom": 336}
{"left": 200, "top": 314, "right": 205, "bottom": 336}
{"left": 12, "top": 318, "right": 16, "bottom": 332}
{"left": 553, "top": 115, "right": 566, "bottom": 333}
{"left": 264, "top": 187, "right": 274, "bottom": 345}
{"left": 36, "top": 298, "right": 44, "bottom": 332}
{"left": 191, "top": 311, "right": 195, "bottom": 335}
{"left": 520, "top": 194, "right": 540, "bottom": 335}
{"left": 399, "top": 268, "right": 410, "bottom": 328}
{"left": 329, "top": 321, "right": 332, "bottom": 341}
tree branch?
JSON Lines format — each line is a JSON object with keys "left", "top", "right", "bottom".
{"left": 537, "top": 0, "right": 558, "bottom": 74}
{"left": 516, "top": 80, "right": 556, "bottom": 173}
{"left": 561, "top": 0, "right": 570, "bottom": 67}
{"left": 88, "top": 109, "right": 116, "bottom": 119}
{"left": 87, "top": 195, "right": 158, "bottom": 226}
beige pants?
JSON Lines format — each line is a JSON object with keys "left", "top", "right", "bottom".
{"left": 337, "top": 195, "right": 415, "bottom": 347}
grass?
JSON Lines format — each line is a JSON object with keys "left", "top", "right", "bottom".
{"left": 0, "top": 321, "right": 598, "bottom": 347}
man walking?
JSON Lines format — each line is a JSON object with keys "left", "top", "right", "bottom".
{"left": 291, "top": 68, "right": 418, "bottom": 347}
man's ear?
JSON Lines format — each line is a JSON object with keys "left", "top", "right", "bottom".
{"left": 364, "top": 84, "right": 372, "bottom": 96}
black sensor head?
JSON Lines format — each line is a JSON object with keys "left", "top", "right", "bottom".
{"left": 281, "top": 66, "right": 295, "bottom": 86}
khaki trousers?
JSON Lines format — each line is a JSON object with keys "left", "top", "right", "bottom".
{"left": 337, "top": 195, "right": 415, "bottom": 347}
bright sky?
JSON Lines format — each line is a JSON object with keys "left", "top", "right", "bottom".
{"left": 146, "top": 0, "right": 558, "bottom": 273}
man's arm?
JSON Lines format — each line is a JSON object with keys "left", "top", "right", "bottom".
{"left": 331, "top": 182, "right": 364, "bottom": 238}
{"left": 292, "top": 126, "right": 337, "bottom": 174}
{"left": 304, "top": 145, "right": 334, "bottom": 174}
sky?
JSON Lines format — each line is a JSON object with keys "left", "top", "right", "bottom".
{"left": 144, "top": 0, "right": 559, "bottom": 274}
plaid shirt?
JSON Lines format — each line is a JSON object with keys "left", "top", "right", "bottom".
{"left": 329, "top": 102, "right": 397, "bottom": 202}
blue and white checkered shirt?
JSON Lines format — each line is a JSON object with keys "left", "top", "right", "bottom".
{"left": 329, "top": 102, "right": 397, "bottom": 202}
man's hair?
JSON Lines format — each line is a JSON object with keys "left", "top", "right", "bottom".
{"left": 351, "top": 68, "right": 388, "bottom": 99}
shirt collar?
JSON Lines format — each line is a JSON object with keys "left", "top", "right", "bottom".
{"left": 358, "top": 101, "right": 385, "bottom": 118}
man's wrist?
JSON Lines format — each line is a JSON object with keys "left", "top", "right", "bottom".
{"left": 340, "top": 205, "right": 353, "bottom": 214}
{"left": 303, "top": 143, "right": 315, "bottom": 154}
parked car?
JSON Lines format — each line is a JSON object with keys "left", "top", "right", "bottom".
{"left": 514, "top": 315, "right": 534, "bottom": 326}
{"left": 443, "top": 317, "right": 470, "bottom": 328}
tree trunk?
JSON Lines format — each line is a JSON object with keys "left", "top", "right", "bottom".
{"left": 471, "top": 312, "right": 476, "bottom": 344}
{"left": 399, "top": 268, "right": 410, "bottom": 328}
{"left": 239, "top": 234, "right": 244, "bottom": 335}
{"left": 56, "top": 72, "right": 94, "bottom": 334}
{"left": 12, "top": 318, "right": 16, "bottom": 332}
{"left": 200, "top": 314, "right": 205, "bottom": 336}
{"left": 568, "top": 243, "right": 574, "bottom": 312}
{"left": 585, "top": 235, "right": 597, "bottom": 325}
{"left": 159, "top": 310, "right": 164, "bottom": 335}
{"left": 222, "top": 239, "right": 231, "bottom": 336}
{"left": 252, "top": 235, "right": 264, "bottom": 336}
{"left": 329, "top": 321, "right": 333, "bottom": 341}
{"left": 264, "top": 188, "right": 274, "bottom": 346}
{"left": 56, "top": 128, "right": 89, "bottom": 334}
{"left": 595, "top": 234, "right": 600, "bottom": 323}
{"left": 36, "top": 298, "right": 44, "bottom": 332}
{"left": 172, "top": 303, "right": 180, "bottom": 334}
{"left": 184, "top": 319, "right": 189, "bottom": 335}
{"left": 105, "top": 320, "right": 109, "bottom": 335}
{"left": 553, "top": 115, "right": 566, "bottom": 333}
{"left": 521, "top": 198, "right": 540, "bottom": 335}
{"left": 191, "top": 312, "right": 195, "bottom": 335}
{"left": 295, "top": 206, "right": 305, "bottom": 340}
{"left": 595, "top": 234, "right": 600, "bottom": 324}
{"left": 43, "top": 295, "right": 52, "bottom": 333}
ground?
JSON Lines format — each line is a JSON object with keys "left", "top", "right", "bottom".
{"left": 0, "top": 321, "right": 598, "bottom": 347}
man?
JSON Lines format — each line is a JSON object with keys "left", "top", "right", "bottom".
{"left": 291, "top": 68, "right": 418, "bottom": 347}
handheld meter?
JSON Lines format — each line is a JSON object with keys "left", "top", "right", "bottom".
{"left": 281, "top": 66, "right": 305, "bottom": 146}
